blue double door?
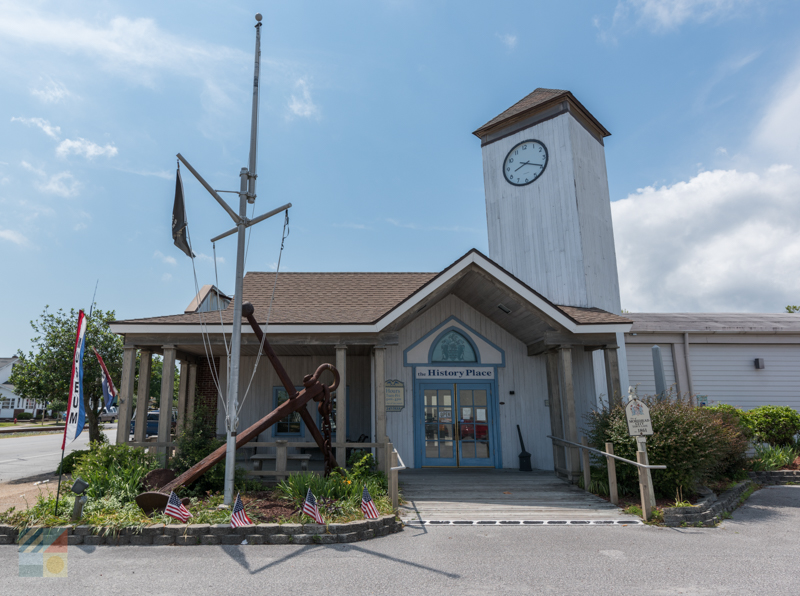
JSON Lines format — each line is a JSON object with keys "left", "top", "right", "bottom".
{"left": 420, "top": 382, "right": 495, "bottom": 467}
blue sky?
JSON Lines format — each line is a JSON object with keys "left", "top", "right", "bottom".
{"left": 2, "top": 0, "right": 800, "bottom": 355}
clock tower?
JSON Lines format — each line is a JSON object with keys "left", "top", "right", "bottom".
{"left": 473, "top": 88, "right": 622, "bottom": 315}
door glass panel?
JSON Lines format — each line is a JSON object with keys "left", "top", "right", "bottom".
{"left": 425, "top": 407, "right": 437, "bottom": 422}
{"left": 462, "top": 442, "right": 475, "bottom": 459}
{"left": 440, "top": 424, "right": 454, "bottom": 440}
{"left": 426, "top": 440, "right": 439, "bottom": 458}
{"left": 442, "top": 392, "right": 452, "bottom": 406}
{"left": 439, "top": 408, "right": 453, "bottom": 424}
{"left": 460, "top": 423, "right": 475, "bottom": 440}
{"left": 476, "top": 441, "right": 490, "bottom": 458}
{"left": 474, "top": 390, "right": 487, "bottom": 406}
{"left": 461, "top": 407, "right": 473, "bottom": 421}
{"left": 475, "top": 424, "right": 489, "bottom": 440}
{"left": 425, "top": 424, "right": 438, "bottom": 440}
{"left": 475, "top": 408, "right": 487, "bottom": 422}
{"left": 460, "top": 390, "right": 473, "bottom": 406}
{"left": 424, "top": 390, "right": 437, "bottom": 407}
{"left": 440, "top": 441, "right": 454, "bottom": 458}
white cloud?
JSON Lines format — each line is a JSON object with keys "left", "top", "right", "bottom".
{"left": 21, "top": 162, "right": 80, "bottom": 197}
{"left": 612, "top": 165, "right": 800, "bottom": 312}
{"left": 74, "top": 222, "right": 87, "bottom": 231}
{"left": 753, "top": 58, "right": 800, "bottom": 164}
{"left": 497, "top": 34, "right": 517, "bottom": 50}
{"left": 161, "top": 273, "right": 173, "bottom": 282}
{"left": 40, "top": 171, "right": 80, "bottom": 197}
{"left": 56, "top": 138, "right": 118, "bottom": 159}
{"left": 627, "top": 0, "right": 751, "bottom": 29}
{"left": 0, "top": 228, "right": 28, "bottom": 245}
{"left": 11, "top": 116, "right": 61, "bottom": 139}
{"left": 386, "top": 218, "right": 481, "bottom": 233}
{"left": 30, "top": 79, "right": 73, "bottom": 103}
{"left": 197, "top": 253, "right": 225, "bottom": 265}
{"left": 154, "top": 250, "right": 177, "bottom": 266}
{"left": 287, "top": 78, "right": 320, "bottom": 120}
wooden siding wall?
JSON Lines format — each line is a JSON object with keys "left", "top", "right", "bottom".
{"left": 568, "top": 117, "right": 621, "bottom": 314}
{"left": 481, "top": 112, "right": 621, "bottom": 314}
{"left": 385, "top": 294, "right": 599, "bottom": 471}
{"left": 626, "top": 345, "right": 677, "bottom": 397}
{"left": 691, "top": 345, "right": 800, "bottom": 411}
{"left": 215, "top": 354, "right": 372, "bottom": 447}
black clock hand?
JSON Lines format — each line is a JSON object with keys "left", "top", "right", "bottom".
{"left": 515, "top": 161, "right": 532, "bottom": 171}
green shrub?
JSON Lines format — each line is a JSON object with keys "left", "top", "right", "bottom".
{"left": 56, "top": 449, "right": 89, "bottom": 475}
{"left": 72, "top": 443, "right": 158, "bottom": 502}
{"left": 704, "top": 404, "right": 752, "bottom": 436}
{"left": 16, "top": 412, "right": 33, "bottom": 420}
{"left": 584, "top": 396, "right": 749, "bottom": 498}
{"left": 170, "top": 406, "right": 249, "bottom": 496}
{"left": 746, "top": 405, "right": 800, "bottom": 447}
{"left": 750, "top": 444, "right": 799, "bottom": 471}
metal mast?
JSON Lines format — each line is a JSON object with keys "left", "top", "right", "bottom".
{"left": 222, "top": 13, "right": 264, "bottom": 504}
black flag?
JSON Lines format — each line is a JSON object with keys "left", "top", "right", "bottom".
{"left": 172, "top": 167, "right": 195, "bottom": 258}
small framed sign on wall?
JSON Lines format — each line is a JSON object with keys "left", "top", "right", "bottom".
{"left": 385, "top": 380, "right": 405, "bottom": 412}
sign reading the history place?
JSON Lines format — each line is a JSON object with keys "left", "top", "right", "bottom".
{"left": 385, "top": 380, "right": 405, "bottom": 412}
{"left": 416, "top": 367, "right": 495, "bottom": 380}
{"left": 625, "top": 399, "right": 653, "bottom": 436}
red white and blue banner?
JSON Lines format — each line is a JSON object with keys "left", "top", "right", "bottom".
{"left": 62, "top": 310, "right": 87, "bottom": 449}
{"left": 92, "top": 347, "right": 117, "bottom": 410}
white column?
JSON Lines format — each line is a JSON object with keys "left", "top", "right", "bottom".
{"left": 335, "top": 345, "right": 347, "bottom": 467}
{"left": 134, "top": 350, "right": 152, "bottom": 443}
{"left": 374, "top": 346, "right": 387, "bottom": 466}
{"left": 116, "top": 346, "right": 137, "bottom": 445}
{"left": 176, "top": 360, "right": 189, "bottom": 436}
{"left": 158, "top": 346, "right": 177, "bottom": 466}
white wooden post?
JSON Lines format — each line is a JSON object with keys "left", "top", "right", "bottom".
{"left": 637, "top": 436, "right": 656, "bottom": 508}
{"left": 581, "top": 436, "right": 591, "bottom": 492}
{"left": 158, "top": 346, "right": 177, "bottom": 467}
{"left": 134, "top": 350, "right": 152, "bottom": 443}
{"left": 637, "top": 451, "right": 652, "bottom": 521}
{"left": 275, "top": 440, "right": 288, "bottom": 480}
{"left": 390, "top": 447, "right": 399, "bottom": 511}
{"left": 605, "top": 442, "right": 619, "bottom": 506}
{"left": 176, "top": 360, "right": 188, "bottom": 436}
{"left": 374, "top": 347, "right": 387, "bottom": 468}
{"left": 116, "top": 346, "right": 137, "bottom": 445}
{"left": 335, "top": 345, "right": 347, "bottom": 467}
{"left": 559, "top": 347, "right": 581, "bottom": 483}
{"left": 383, "top": 440, "right": 392, "bottom": 479}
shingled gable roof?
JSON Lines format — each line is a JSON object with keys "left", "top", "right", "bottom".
{"left": 472, "top": 88, "right": 611, "bottom": 140}
{"left": 112, "top": 249, "right": 631, "bottom": 331}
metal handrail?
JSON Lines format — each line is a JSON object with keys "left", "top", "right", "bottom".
{"left": 391, "top": 449, "right": 407, "bottom": 471}
{"left": 547, "top": 436, "right": 666, "bottom": 470}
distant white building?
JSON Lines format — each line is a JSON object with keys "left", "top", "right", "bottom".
{"left": 0, "top": 357, "right": 41, "bottom": 419}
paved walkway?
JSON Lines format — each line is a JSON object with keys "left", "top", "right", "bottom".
{"left": 398, "top": 468, "right": 640, "bottom": 522}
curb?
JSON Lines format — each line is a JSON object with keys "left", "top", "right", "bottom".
{"left": 0, "top": 515, "right": 403, "bottom": 546}
{"left": 662, "top": 480, "right": 756, "bottom": 527}
{"left": 747, "top": 470, "right": 800, "bottom": 485}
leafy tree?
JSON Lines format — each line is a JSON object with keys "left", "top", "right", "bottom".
{"left": 787, "top": 305, "right": 799, "bottom": 313}
{"left": 9, "top": 306, "right": 122, "bottom": 443}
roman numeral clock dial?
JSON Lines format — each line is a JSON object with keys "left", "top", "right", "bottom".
{"left": 502, "top": 139, "right": 548, "bottom": 186}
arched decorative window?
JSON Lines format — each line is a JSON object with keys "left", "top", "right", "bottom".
{"left": 431, "top": 330, "right": 477, "bottom": 363}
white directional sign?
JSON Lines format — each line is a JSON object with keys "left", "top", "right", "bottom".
{"left": 625, "top": 398, "right": 653, "bottom": 436}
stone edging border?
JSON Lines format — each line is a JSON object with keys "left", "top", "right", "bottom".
{"left": 662, "top": 480, "right": 755, "bottom": 528}
{"left": 0, "top": 515, "right": 402, "bottom": 546}
{"left": 747, "top": 469, "right": 800, "bottom": 485}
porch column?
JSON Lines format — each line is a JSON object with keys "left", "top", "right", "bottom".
{"left": 335, "top": 345, "right": 347, "bottom": 467}
{"left": 134, "top": 350, "right": 152, "bottom": 443}
{"left": 158, "top": 345, "right": 177, "bottom": 466}
{"left": 374, "top": 346, "right": 387, "bottom": 467}
{"left": 116, "top": 346, "right": 137, "bottom": 445}
{"left": 176, "top": 360, "right": 189, "bottom": 436}
{"left": 604, "top": 347, "right": 623, "bottom": 408}
{"left": 186, "top": 363, "right": 198, "bottom": 428}
{"left": 558, "top": 346, "right": 581, "bottom": 483}
{"left": 545, "top": 351, "right": 566, "bottom": 476}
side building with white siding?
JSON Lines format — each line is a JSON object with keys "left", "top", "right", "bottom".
{"left": 624, "top": 314, "right": 800, "bottom": 411}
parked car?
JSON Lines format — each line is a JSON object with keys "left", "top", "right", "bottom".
{"left": 99, "top": 406, "right": 118, "bottom": 423}
{"left": 129, "top": 410, "right": 176, "bottom": 437}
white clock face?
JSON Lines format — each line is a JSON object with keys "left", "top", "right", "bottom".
{"left": 502, "top": 140, "right": 548, "bottom": 186}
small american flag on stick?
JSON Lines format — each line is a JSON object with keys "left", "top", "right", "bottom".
{"left": 301, "top": 488, "right": 324, "bottom": 524}
{"left": 361, "top": 485, "right": 379, "bottom": 519}
{"left": 164, "top": 491, "right": 193, "bottom": 522}
{"left": 231, "top": 493, "right": 253, "bottom": 528}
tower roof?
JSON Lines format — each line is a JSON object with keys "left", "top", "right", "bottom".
{"left": 473, "top": 88, "right": 611, "bottom": 140}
